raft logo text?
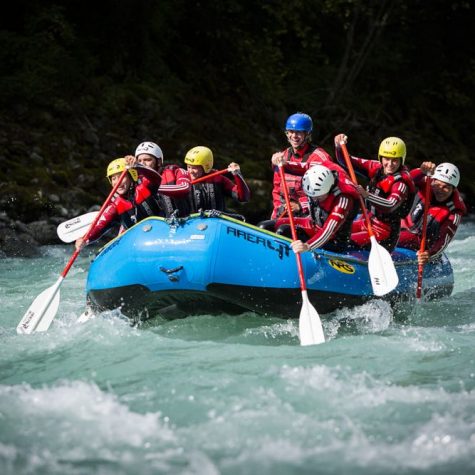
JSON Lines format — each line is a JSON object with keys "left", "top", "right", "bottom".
{"left": 226, "top": 226, "right": 290, "bottom": 260}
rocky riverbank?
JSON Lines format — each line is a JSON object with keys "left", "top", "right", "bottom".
{"left": 0, "top": 211, "right": 74, "bottom": 257}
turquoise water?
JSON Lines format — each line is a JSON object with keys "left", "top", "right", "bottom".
{"left": 1, "top": 222, "right": 474, "bottom": 475}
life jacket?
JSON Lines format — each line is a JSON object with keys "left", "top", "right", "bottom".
{"left": 187, "top": 181, "right": 227, "bottom": 213}
{"left": 156, "top": 194, "right": 192, "bottom": 218}
{"left": 367, "top": 165, "right": 415, "bottom": 224}
{"left": 404, "top": 187, "right": 466, "bottom": 242}
{"left": 114, "top": 183, "right": 164, "bottom": 229}
{"left": 153, "top": 164, "right": 193, "bottom": 217}
{"left": 280, "top": 143, "right": 317, "bottom": 198}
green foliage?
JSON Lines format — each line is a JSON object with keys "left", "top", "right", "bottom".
{"left": 0, "top": 0, "right": 473, "bottom": 221}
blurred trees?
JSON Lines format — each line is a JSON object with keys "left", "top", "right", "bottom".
{"left": 0, "top": 0, "right": 473, "bottom": 221}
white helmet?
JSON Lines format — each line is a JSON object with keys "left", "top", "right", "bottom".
{"left": 302, "top": 165, "right": 335, "bottom": 197}
{"left": 135, "top": 141, "right": 163, "bottom": 163}
{"left": 432, "top": 162, "right": 460, "bottom": 187}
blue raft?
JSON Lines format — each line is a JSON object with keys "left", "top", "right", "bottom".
{"left": 85, "top": 214, "right": 454, "bottom": 320}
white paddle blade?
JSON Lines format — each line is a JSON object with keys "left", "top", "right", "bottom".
{"left": 299, "top": 290, "right": 325, "bottom": 346}
{"left": 16, "top": 278, "right": 63, "bottom": 334}
{"left": 57, "top": 212, "right": 99, "bottom": 243}
{"left": 368, "top": 236, "right": 399, "bottom": 296}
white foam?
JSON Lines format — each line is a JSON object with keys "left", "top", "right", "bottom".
{"left": 0, "top": 380, "right": 175, "bottom": 447}
{"left": 341, "top": 408, "right": 475, "bottom": 470}
{"left": 272, "top": 364, "right": 475, "bottom": 471}
{"left": 278, "top": 363, "right": 473, "bottom": 408}
{"left": 333, "top": 299, "right": 393, "bottom": 333}
{"left": 243, "top": 320, "right": 298, "bottom": 340}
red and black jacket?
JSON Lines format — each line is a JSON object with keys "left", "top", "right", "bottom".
{"left": 335, "top": 146, "right": 415, "bottom": 227}
{"left": 271, "top": 143, "right": 334, "bottom": 219}
{"left": 186, "top": 170, "right": 250, "bottom": 214}
{"left": 87, "top": 169, "right": 163, "bottom": 242}
{"left": 158, "top": 169, "right": 250, "bottom": 217}
{"left": 276, "top": 174, "right": 359, "bottom": 251}
{"left": 401, "top": 170, "right": 466, "bottom": 257}
{"left": 366, "top": 165, "right": 416, "bottom": 224}
{"left": 155, "top": 164, "right": 193, "bottom": 217}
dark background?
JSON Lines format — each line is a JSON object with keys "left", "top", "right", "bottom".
{"left": 1, "top": 0, "right": 473, "bottom": 225}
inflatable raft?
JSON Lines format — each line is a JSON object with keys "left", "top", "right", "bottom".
{"left": 85, "top": 214, "right": 454, "bottom": 320}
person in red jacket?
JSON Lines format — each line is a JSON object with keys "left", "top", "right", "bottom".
{"left": 288, "top": 165, "right": 360, "bottom": 254}
{"left": 134, "top": 141, "right": 191, "bottom": 196}
{"left": 75, "top": 156, "right": 163, "bottom": 250}
{"left": 270, "top": 112, "right": 335, "bottom": 219}
{"left": 334, "top": 134, "right": 415, "bottom": 252}
{"left": 183, "top": 146, "right": 250, "bottom": 215}
{"left": 132, "top": 141, "right": 193, "bottom": 217}
{"left": 259, "top": 112, "right": 335, "bottom": 231}
{"left": 399, "top": 162, "right": 466, "bottom": 264}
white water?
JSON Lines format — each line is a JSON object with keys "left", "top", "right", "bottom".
{"left": 0, "top": 221, "right": 474, "bottom": 474}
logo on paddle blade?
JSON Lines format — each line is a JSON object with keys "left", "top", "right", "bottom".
{"left": 65, "top": 217, "right": 80, "bottom": 229}
{"left": 329, "top": 259, "right": 355, "bottom": 274}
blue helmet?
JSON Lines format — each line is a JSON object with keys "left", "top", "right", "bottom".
{"left": 285, "top": 113, "right": 313, "bottom": 133}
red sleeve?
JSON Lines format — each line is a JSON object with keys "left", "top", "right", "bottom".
{"left": 86, "top": 202, "right": 119, "bottom": 242}
{"left": 195, "top": 170, "right": 251, "bottom": 203}
{"left": 428, "top": 211, "right": 463, "bottom": 257}
{"left": 225, "top": 173, "right": 250, "bottom": 202}
{"left": 410, "top": 168, "right": 426, "bottom": 187}
{"left": 158, "top": 166, "right": 191, "bottom": 198}
{"left": 306, "top": 195, "right": 354, "bottom": 250}
{"left": 309, "top": 147, "right": 334, "bottom": 163}
{"left": 347, "top": 156, "right": 374, "bottom": 177}
{"left": 283, "top": 147, "right": 334, "bottom": 176}
{"left": 366, "top": 181, "right": 409, "bottom": 213}
{"left": 334, "top": 143, "right": 375, "bottom": 179}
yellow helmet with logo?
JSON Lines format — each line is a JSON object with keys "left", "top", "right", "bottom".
{"left": 378, "top": 137, "right": 406, "bottom": 164}
{"left": 106, "top": 158, "right": 138, "bottom": 184}
{"left": 184, "top": 146, "right": 214, "bottom": 174}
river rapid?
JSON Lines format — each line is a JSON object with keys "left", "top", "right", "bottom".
{"left": 1, "top": 221, "right": 474, "bottom": 475}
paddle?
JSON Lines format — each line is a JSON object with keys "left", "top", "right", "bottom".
{"left": 416, "top": 176, "right": 432, "bottom": 299}
{"left": 191, "top": 168, "right": 228, "bottom": 185}
{"left": 340, "top": 142, "right": 399, "bottom": 296}
{"left": 16, "top": 168, "right": 129, "bottom": 334}
{"left": 57, "top": 211, "right": 99, "bottom": 243}
{"left": 278, "top": 164, "right": 325, "bottom": 346}
{"left": 56, "top": 164, "right": 160, "bottom": 244}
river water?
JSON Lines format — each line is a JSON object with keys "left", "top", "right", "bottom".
{"left": 1, "top": 221, "right": 474, "bottom": 475}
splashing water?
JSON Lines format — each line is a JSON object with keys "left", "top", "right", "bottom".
{"left": 1, "top": 221, "right": 474, "bottom": 474}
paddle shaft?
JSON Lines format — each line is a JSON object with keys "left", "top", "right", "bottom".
{"left": 339, "top": 141, "right": 399, "bottom": 297}
{"left": 17, "top": 168, "right": 129, "bottom": 334}
{"left": 278, "top": 164, "right": 325, "bottom": 345}
{"left": 340, "top": 142, "right": 375, "bottom": 237}
{"left": 416, "top": 177, "right": 432, "bottom": 298}
{"left": 191, "top": 168, "right": 228, "bottom": 185}
{"left": 62, "top": 167, "right": 129, "bottom": 277}
{"left": 278, "top": 165, "right": 306, "bottom": 291}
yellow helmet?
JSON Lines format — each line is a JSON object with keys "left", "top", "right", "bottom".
{"left": 106, "top": 158, "right": 138, "bottom": 184}
{"left": 184, "top": 146, "right": 214, "bottom": 174}
{"left": 378, "top": 137, "right": 406, "bottom": 164}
